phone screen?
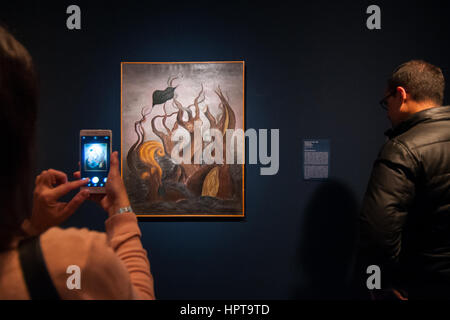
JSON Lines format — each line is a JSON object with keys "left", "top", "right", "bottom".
{"left": 80, "top": 135, "right": 110, "bottom": 187}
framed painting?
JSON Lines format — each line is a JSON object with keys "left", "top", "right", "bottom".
{"left": 121, "top": 61, "right": 245, "bottom": 217}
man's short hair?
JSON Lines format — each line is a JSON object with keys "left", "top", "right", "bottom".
{"left": 388, "top": 60, "right": 445, "bottom": 106}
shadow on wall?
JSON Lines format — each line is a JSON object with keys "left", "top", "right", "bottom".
{"left": 293, "top": 179, "right": 360, "bottom": 299}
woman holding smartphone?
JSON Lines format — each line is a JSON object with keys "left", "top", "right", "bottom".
{"left": 0, "top": 25, "right": 154, "bottom": 300}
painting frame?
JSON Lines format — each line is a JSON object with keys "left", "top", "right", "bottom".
{"left": 120, "top": 61, "right": 245, "bottom": 218}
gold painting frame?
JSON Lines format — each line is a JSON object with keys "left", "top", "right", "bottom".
{"left": 121, "top": 61, "right": 245, "bottom": 218}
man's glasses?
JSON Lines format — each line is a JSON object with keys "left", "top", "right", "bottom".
{"left": 379, "top": 92, "right": 395, "bottom": 111}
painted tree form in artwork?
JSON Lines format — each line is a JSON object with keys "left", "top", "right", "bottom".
{"left": 126, "top": 77, "right": 238, "bottom": 205}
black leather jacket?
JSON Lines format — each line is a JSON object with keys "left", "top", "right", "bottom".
{"left": 358, "top": 105, "right": 450, "bottom": 298}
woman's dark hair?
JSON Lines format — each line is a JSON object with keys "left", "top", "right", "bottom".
{"left": 388, "top": 60, "right": 445, "bottom": 106}
{"left": 0, "top": 25, "right": 38, "bottom": 249}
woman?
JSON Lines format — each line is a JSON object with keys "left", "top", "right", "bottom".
{"left": 0, "top": 25, "right": 154, "bottom": 299}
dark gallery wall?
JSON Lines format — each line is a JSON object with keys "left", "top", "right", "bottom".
{"left": 3, "top": 0, "right": 450, "bottom": 299}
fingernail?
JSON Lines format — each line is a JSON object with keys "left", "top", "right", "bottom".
{"left": 82, "top": 190, "right": 90, "bottom": 197}
{"left": 84, "top": 178, "right": 90, "bottom": 181}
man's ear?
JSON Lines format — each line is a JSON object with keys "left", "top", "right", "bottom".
{"left": 396, "top": 86, "right": 408, "bottom": 102}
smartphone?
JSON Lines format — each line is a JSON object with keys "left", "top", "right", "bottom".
{"left": 80, "top": 129, "right": 112, "bottom": 194}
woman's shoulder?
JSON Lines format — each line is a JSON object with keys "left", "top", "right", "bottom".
{"left": 41, "top": 227, "right": 107, "bottom": 266}
{"left": 40, "top": 227, "right": 132, "bottom": 299}
{"left": 42, "top": 226, "right": 105, "bottom": 243}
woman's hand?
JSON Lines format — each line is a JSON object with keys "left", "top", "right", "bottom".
{"left": 24, "top": 169, "right": 90, "bottom": 235}
{"left": 74, "top": 151, "right": 131, "bottom": 217}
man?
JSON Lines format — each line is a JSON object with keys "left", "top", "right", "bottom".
{"left": 357, "top": 60, "right": 450, "bottom": 299}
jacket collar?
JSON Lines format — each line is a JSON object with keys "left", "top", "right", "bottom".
{"left": 384, "top": 105, "right": 450, "bottom": 139}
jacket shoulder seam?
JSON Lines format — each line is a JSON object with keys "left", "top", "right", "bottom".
{"left": 408, "top": 138, "right": 450, "bottom": 150}
{"left": 390, "top": 138, "right": 421, "bottom": 172}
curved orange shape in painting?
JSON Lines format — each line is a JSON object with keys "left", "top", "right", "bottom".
{"left": 139, "top": 141, "right": 165, "bottom": 182}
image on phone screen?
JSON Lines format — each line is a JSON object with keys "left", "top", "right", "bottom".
{"left": 80, "top": 135, "right": 110, "bottom": 187}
